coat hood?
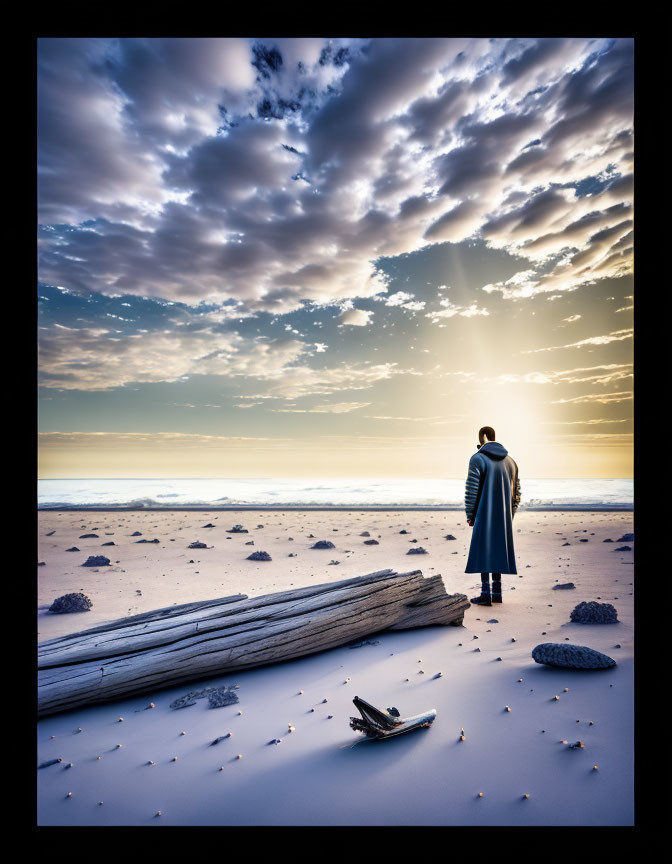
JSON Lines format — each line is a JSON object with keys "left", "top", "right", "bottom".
{"left": 478, "top": 441, "right": 508, "bottom": 460}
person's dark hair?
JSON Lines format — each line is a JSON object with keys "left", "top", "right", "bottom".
{"left": 478, "top": 426, "right": 496, "bottom": 445}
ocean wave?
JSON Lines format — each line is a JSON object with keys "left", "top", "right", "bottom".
{"left": 38, "top": 477, "right": 634, "bottom": 509}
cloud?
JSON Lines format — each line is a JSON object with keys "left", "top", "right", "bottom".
{"left": 522, "top": 328, "right": 633, "bottom": 353}
{"left": 237, "top": 361, "right": 411, "bottom": 400}
{"left": 38, "top": 37, "right": 633, "bottom": 316}
{"left": 338, "top": 308, "right": 375, "bottom": 327}
{"left": 39, "top": 431, "right": 287, "bottom": 448}
{"left": 38, "top": 323, "right": 307, "bottom": 390}
{"left": 550, "top": 390, "right": 633, "bottom": 405}
{"left": 270, "top": 401, "right": 371, "bottom": 414}
{"left": 425, "top": 299, "right": 489, "bottom": 322}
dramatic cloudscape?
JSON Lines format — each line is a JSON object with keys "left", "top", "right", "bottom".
{"left": 37, "top": 37, "right": 633, "bottom": 478}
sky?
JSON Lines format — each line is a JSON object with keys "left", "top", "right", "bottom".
{"left": 37, "top": 37, "right": 634, "bottom": 479}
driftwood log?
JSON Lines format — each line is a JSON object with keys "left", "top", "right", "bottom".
{"left": 38, "top": 568, "right": 469, "bottom": 716}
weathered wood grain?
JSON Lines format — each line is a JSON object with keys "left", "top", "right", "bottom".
{"left": 38, "top": 568, "right": 469, "bottom": 716}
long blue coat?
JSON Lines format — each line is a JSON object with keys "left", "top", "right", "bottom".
{"left": 464, "top": 441, "right": 520, "bottom": 575}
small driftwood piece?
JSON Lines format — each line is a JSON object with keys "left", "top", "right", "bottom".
{"left": 349, "top": 696, "right": 437, "bottom": 738}
{"left": 38, "top": 569, "right": 468, "bottom": 716}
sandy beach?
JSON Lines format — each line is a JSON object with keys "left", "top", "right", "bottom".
{"left": 37, "top": 508, "right": 634, "bottom": 826}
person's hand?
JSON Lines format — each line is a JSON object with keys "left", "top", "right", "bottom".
{"left": 467, "top": 519, "right": 474, "bottom": 527}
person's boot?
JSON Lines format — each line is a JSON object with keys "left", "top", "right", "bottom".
{"left": 491, "top": 574, "right": 502, "bottom": 603}
{"left": 470, "top": 574, "right": 492, "bottom": 606}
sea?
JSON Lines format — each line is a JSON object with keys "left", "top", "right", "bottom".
{"left": 37, "top": 477, "right": 633, "bottom": 510}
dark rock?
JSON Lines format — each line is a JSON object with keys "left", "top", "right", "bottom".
{"left": 407, "top": 547, "right": 428, "bottom": 554}
{"left": 203, "top": 523, "right": 216, "bottom": 528}
{"left": 49, "top": 592, "right": 93, "bottom": 613}
{"left": 311, "top": 540, "right": 335, "bottom": 549}
{"left": 562, "top": 542, "right": 571, "bottom": 546}
{"left": 614, "top": 545, "right": 631, "bottom": 552}
{"left": 444, "top": 534, "right": 456, "bottom": 540}
{"left": 131, "top": 531, "right": 142, "bottom": 536}
{"left": 553, "top": 582, "right": 576, "bottom": 590}
{"left": 227, "top": 524, "right": 248, "bottom": 533}
{"left": 170, "top": 684, "right": 238, "bottom": 712}
{"left": 101, "top": 542, "right": 115, "bottom": 546}
{"left": 208, "top": 687, "right": 240, "bottom": 709}
{"left": 38, "top": 561, "right": 46, "bottom": 566}
{"left": 79, "top": 534, "right": 99, "bottom": 539}
{"left": 82, "top": 555, "right": 110, "bottom": 567}
{"left": 570, "top": 601, "right": 619, "bottom": 624}
{"left": 579, "top": 539, "right": 589, "bottom": 542}
{"left": 603, "top": 539, "right": 614, "bottom": 542}
{"left": 360, "top": 531, "right": 371, "bottom": 537}
{"left": 188, "top": 542, "right": 208, "bottom": 549}
{"left": 399, "top": 530, "right": 409, "bottom": 534}
{"left": 65, "top": 547, "right": 80, "bottom": 552}
{"left": 171, "top": 697, "right": 197, "bottom": 710}
{"left": 532, "top": 642, "right": 616, "bottom": 669}
{"left": 617, "top": 533, "right": 634, "bottom": 542}
{"left": 363, "top": 539, "right": 379, "bottom": 545}
{"left": 247, "top": 550, "right": 272, "bottom": 561}
{"left": 136, "top": 538, "right": 159, "bottom": 544}
{"left": 170, "top": 685, "right": 239, "bottom": 711}
{"left": 45, "top": 531, "right": 55, "bottom": 536}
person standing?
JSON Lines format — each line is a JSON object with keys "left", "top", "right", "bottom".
{"left": 464, "top": 426, "right": 521, "bottom": 606}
